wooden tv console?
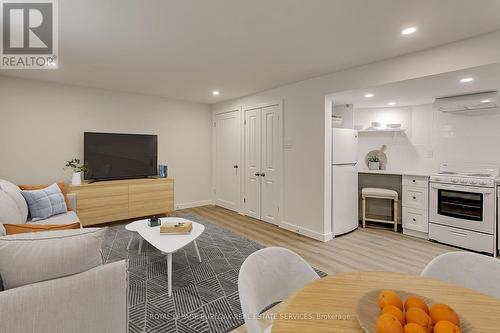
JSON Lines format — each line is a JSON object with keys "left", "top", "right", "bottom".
{"left": 68, "top": 178, "right": 174, "bottom": 226}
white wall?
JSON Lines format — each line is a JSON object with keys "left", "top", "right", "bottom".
{"left": 212, "top": 31, "right": 500, "bottom": 241}
{"left": 356, "top": 104, "right": 500, "bottom": 173}
{"left": 0, "top": 76, "right": 213, "bottom": 208}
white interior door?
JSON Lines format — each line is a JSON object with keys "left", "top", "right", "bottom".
{"left": 214, "top": 111, "right": 240, "bottom": 211}
{"left": 260, "top": 105, "right": 280, "bottom": 224}
{"left": 244, "top": 108, "right": 261, "bottom": 218}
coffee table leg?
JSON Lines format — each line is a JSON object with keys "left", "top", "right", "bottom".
{"left": 138, "top": 237, "right": 143, "bottom": 254}
{"left": 194, "top": 240, "right": 202, "bottom": 262}
{"left": 167, "top": 253, "right": 172, "bottom": 297}
{"left": 126, "top": 233, "right": 134, "bottom": 250}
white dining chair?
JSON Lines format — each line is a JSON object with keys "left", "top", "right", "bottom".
{"left": 421, "top": 251, "right": 500, "bottom": 299}
{"left": 238, "top": 247, "right": 320, "bottom": 333}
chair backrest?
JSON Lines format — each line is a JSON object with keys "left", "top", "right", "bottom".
{"left": 421, "top": 251, "right": 500, "bottom": 298}
{"left": 238, "top": 247, "right": 320, "bottom": 333}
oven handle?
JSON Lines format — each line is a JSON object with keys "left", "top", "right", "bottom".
{"left": 430, "top": 183, "right": 494, "bottom": 194}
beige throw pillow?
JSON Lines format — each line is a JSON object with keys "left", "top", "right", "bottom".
{"left": 0, "top": 228, "right": 106, "bottom": 290}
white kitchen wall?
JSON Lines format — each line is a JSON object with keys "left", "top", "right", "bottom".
{"left": 213, "top": 31, "right": 500, "bottom": 241}
{"left": 0, "top": 76, "right": 213, "bottom": 208}
{"left": 355, "top": 104, "right": 500, "bottom": 173}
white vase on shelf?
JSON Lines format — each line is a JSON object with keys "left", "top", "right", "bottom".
{"left": 71, "top": 172, "right": 82, "bottom": 185}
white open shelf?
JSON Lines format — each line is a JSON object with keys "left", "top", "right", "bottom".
{"left": 357, "top": 128, "right": 406, "bottom": 133}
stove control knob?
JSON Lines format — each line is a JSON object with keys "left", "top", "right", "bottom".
{"left": 460, "top": 179, "right": 467, "bottom": 184}
{"left": 434, "top": 178, "right": 441, "bottom": 182}
{"left": 451, "top": 178, "right": 459, "bottom": 183}
{"left": 470, "top": 180, "right": 477, "bottom": 185}
{"left": 480, "top": 181, "right": 487, "bottom": 185}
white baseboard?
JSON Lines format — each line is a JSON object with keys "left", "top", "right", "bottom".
{"left": 175, "top": 200, "right": 213, "bottom": 210}
{"left": 280, "top": 221, "right": 333, "bottom": 242}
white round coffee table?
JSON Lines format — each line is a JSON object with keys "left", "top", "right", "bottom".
{"left": 125, "top": 217, "right": 205, "bottom": 296}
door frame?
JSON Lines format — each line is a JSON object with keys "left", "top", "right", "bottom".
{"left": 242, "top": 100, "right": 284, "bottom": 225}
{"left": 212, "top": 106, "right": 243, "bottom": 212}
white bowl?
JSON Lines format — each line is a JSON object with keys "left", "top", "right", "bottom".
{"left": 386, "top": 123, "right": 401, "bottom": 129}
{"left": 371, "top": 122, "right": 382, "bottom": 128}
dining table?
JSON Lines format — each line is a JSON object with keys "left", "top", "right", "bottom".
{"left": 271, "top": 271, "right": 500, "bottom": 332}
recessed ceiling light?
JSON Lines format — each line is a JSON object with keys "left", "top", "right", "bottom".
{"left": 460, "top": 77, "right": 474, "bottom": 83}
{"left": 364, "top": 93, "right": 374, "bottom": 98}
{"left": 401, "top": 27, "right": 417, "bottom": 35}
{"left": 481, "top": 99, "right": 491, "bottom": 103}
{"left": 388, "top": 102, "right": 396, "bottom": 106}
{"left": 212, "top": 90, "right": 220, "bottom": 96}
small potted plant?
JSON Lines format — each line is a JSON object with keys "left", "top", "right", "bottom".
{"left": 368, "top": 156, "right": 380, "bottom": 170}
{"left": 65, "top": 158, "right": 89, "bottom": 185}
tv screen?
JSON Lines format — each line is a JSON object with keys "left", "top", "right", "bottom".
{"left": 84, "top": 132, "right": 158, "bottom": 180}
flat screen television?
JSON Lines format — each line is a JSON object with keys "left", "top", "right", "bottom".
{"left": 84, "top": 132, "right": 158, "bottom": 180}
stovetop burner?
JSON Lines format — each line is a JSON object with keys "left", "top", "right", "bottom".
{"left": 438, "top": 171, "right": 457, "bottom": 175}
{"left": 467, "top": 173, "right": 493, "bottom": 177}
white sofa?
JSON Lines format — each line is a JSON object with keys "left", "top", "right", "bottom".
{"left": 0, "top": 179, "right": 80, "bottom": 235}
{"left": 0, "top": 228, "right": 128, "bottom": 333}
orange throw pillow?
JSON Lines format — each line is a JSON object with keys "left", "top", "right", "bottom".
{"left": 19, "top": 182, "right": 73, "bottom": 211}
{"left": 4, "top": 223, "right": 80, "bottom": 235}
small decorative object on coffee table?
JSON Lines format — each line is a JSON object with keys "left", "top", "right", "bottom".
{"left": 160, "top": 221, "right": 192, "bottom": 234}
{"left": 148, "top": 216, "right": 161, "bottom": 227}
{"left": 125, "top": 217, "right": 204, "bottom": 296}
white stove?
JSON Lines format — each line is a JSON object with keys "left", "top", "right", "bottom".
{"left": 429, "top": 162, "right": 498, "bottom": 256}
{"left": 430, "top": 162, "right": 498, "bottom": 187}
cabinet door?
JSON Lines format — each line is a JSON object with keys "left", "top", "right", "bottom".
{"left": 72, "top": 184, "right": 129, "bottom": 226}
{"left": 244, "top": 108, "right": 261, "bottom": 219}
{"left": 214, "top": 111, "right": 241, "bottom": 212}
{"left": 129, "top": 180, "right": 174, "bottom": 218}
{"left": 260, "top": 104, "right": 281, "bottom": 225}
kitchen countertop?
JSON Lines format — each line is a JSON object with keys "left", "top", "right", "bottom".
{"left": 358, "top": 169, "right": 430, "bottom": 177}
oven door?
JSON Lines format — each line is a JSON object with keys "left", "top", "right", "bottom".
{"left": 430, "top": 182, "right": 495, "bottom": 234}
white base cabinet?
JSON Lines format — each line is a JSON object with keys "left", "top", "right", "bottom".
{"left": 402, "top": 175, "right": 429, "bottom": 239}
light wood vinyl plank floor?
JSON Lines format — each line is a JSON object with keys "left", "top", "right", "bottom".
{"left": 176, "top": 205, "right": 458, "bottom": 276}
{"left": 174, "top": 205, "right": 461, "bottom": 333}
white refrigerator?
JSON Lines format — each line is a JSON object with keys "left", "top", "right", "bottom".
{"left": 332, "top": 128, "right": 358, "bottom": 236}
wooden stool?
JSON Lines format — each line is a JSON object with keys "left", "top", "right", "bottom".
{"left": 361, "top": 188, "right": 398, "bottom": 232}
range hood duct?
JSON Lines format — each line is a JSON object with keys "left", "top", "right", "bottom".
{"left": 433, "top": 91, "right": 499, "bottom": 113}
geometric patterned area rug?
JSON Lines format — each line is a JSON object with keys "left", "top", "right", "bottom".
{"left": 102, "top": 213, "right": 326, "bottom": 333}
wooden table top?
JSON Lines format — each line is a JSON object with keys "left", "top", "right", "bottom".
{"left": 272, "top": 271, "right": 500, "bottom": 333}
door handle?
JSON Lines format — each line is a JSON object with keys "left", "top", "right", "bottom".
{"left": 260, "top": 173, "right": 265, "bottom": 177}
{"left": 255, "top": 172, "right": 261, "bottom": 177}
{"left": 234, "top": 165, "right": 238, "bottom": 169}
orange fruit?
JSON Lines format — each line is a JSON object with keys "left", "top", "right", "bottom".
{"left": 429, "top": 304, "right": 460, "bottom": 327}
{"left": 403, "top": 323, "right": 427, "bottom": 333}
{"left": 405, "top": 307, "right": 433, "bottom": 331}
{"left": 382, "top": 305, "right": 406, "bottom": 325}
{"left": 378, "top": 290, "right": 404, "bottom": 310}
{"left": 433, "top": 320, "right": 461, "bottom": 333}
{"left": 405, "top": 296, "right": 429, "bottom": 314}
{"left": 376, "top": 313, "right": 404, "bottom": 333}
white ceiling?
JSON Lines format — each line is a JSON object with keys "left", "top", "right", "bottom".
{"left": 3, "top": 0, "right": 500, "bottom": 104}
{"left": 332, "top": 63, "right": 500, "bottom": 109}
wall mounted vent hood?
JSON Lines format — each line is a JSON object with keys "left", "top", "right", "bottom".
{"left": 433, "top": 91, "right": 499, "bottom": 113}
